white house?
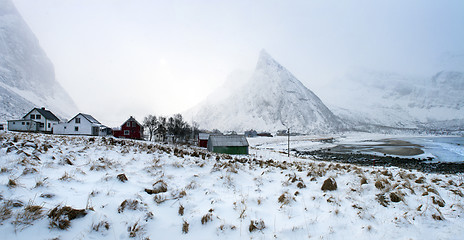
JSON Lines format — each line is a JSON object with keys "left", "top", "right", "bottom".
{"left": 53, "top": 113, "right": 111, "bottom": 136}
{"left": 7, "top": 107, "right": 60, "bottom": 133}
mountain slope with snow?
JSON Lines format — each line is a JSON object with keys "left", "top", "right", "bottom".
{"left": 0, "top": 0, "right": 77, "bottom": 121}
{"left": 190, "top": 50, "right": 343, "bottom": 133}
{"left": 324, "top": 69, "right": 464, "bottom": 132}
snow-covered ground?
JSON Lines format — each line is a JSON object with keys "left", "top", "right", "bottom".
{"left": 1, "top": 132, "right": 463, "bottom": 239}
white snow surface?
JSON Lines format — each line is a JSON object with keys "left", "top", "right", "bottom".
{"left": 0, "top": 0, "right": 77, "bottom": 121}
{"left": 1, "top": 131, "right": 463, "bottom": 239}
{"left": 188, "top": 50, "right": 343, "bottom": 134}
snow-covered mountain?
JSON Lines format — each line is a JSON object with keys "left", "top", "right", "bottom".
{"left": 325, "top": 69, "right": 464, "bottom": 132}
{"left": 0, "top": 0, "right": 77, "bottom": 122}
{"left": 189, "top": 50, "right": 343, "bottom": 133}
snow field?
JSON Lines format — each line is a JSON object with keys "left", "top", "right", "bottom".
{"left": 0, "top": 132, "right": 463, "bottom": 239}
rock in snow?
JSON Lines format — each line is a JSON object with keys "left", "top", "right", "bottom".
{"left": 190, "top": 50, "right": 344, "bottom": 134}
{"left": 0, "top": 0, "right": 77, "bottom": 121}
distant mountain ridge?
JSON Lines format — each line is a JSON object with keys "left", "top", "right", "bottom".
{"left": 327, "top": 69, "right": 464, "bottom": 132}
{"left": 0, "top": 0, "right": 77, "bottom": 121}
{"left": 189, "top": 50, "right": 344, "bottom": 133}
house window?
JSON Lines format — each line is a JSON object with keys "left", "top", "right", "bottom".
{"left": 26, "top": 122, "right": 30, "bottom": 125}
{"left": 48, "top": 123, "right": 51, "bottom": 128}
{"left": 39, "top": 123, "right": 44, "bottom": 127}
{"left": 124, "top": 130, "right": 130, "bottom": 135}
{"left": 75, "top": 118, "right": 81, "bottom": 123}
{"left": 22, "top": 122, "right": 25, "bottom": 125}
{"left": 36, "top": 115, "right": 41, "bottom": 119}
{"left": 31, "top": 115, "right": 35, "bottom": 119}
{"left": 126, "top": 122, "right": 130, "bottom": 127}
{"left": 75, "top": 126, "right": 79, "bottom": 131}
{"left": 132, "top": 122, "right": 136, "bottom": 127}
{"left": 64, "top": 126, "right": 67, "bottom": 129}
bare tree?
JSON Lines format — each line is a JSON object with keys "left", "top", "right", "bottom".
{"left": 157, "top": 116, "right": 167, "bottom": 142}
{"left": 143, "top": 115, "right": 158, "bottom": 141}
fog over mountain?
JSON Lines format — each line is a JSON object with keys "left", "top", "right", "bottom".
{"left": 189, "top": 50, "right": 344, "bottom": 133}
{"left": 0, "top": 0, "right": 77, "bottom": 122}
{"left": 189, "top": 50, "right": 464, "bottom": 134}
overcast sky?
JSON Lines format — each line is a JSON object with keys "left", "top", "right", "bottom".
{"left": 12, "top": 0, "right": 464, "bottom": 126}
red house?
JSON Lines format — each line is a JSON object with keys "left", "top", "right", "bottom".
{"left": 113, "top": 116, "right": 144, "bottom": 140}
{"left": 198, "top": 133, "right": 210, "bottom": 148}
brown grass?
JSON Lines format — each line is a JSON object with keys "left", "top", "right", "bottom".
{"left": 92, "top": 220, "right": 110, "bottom": 232}
{"left": 178, "top": 204, "right": 184, "bottom": 216}
{"left": 13, "top": 202, "right": 44, "bottom": 231}
{"left": 118, "top": 199, "right": 140, "bottom": 213}
{"left": 48, "top": 205, "right": 87, "bottom": 230}
{"left": 127, "top": 221, "right": 144, "bottom": 238}
{"left": 182, "top": 220, "right": 189, "bottom": 234}
{"left": 0, "top": 204, "right": 12, "bottom": 223}
{"left": 249, "top": 219, "right": 265, "bottom": 232}
{"left": 201, "top": 213, "right": 213, "bottom": 225}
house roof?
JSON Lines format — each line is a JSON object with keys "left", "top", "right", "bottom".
{"left": 122, "top": 116, "right": 142, "bottom": 128}
{"left": 198, "top": 133, "right": 210, "bottom": 140}
{"left": 23, "top": 108, "right": 60, "bottom": 121}
{"left": 68, "top": 113, "right": 101, "bottom": 124}
{"left": 208, "top": 135, "right": 249, "bottom": 147}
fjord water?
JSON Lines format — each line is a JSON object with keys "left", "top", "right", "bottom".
{"left": 407, "top": 137, "right": 464, "bottom": 162}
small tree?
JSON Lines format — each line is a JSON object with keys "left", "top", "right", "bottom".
{"left": 143, "top": 115, "right": 158, "bottom": 141}
{"left": 157, "top": 116, "right": 167, "bottom": 142}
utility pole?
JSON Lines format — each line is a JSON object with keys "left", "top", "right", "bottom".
{"left": 287, "top": 128, "right": 290, "bottom": 157}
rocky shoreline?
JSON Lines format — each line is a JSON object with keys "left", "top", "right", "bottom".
{"left": 296, "top": 149, "right": 464, "bottom": 174}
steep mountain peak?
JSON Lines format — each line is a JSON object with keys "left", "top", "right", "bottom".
{"left": 188, "top": 50, "right": 343, "bottom": 133}
{"left": 256, "top": 49, "right": 282, "bottom": 71}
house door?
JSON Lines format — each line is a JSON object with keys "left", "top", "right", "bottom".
{"left": 92, "top": 126, "right": 99, "bottom": 136}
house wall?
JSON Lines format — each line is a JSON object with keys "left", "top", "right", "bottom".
{"left": 24, "top": 109, "right": 58, "bottom": 132}
{"left": 199, "top": 139, "right": 208, "bottom": 148}
{"left": 53, "top": 114, "right": 96, "bottom": 135}
{"left": 113, "top": 120, "right": 143, "bottom": 139}
{"left": 8, "top": 120, "right": 38, "bottom": 132}
{"left": 211, "top": 146, "right": 248, "bottom": 155}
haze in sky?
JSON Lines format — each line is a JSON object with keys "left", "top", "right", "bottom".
{"left": 12, "top": 0, "right": 464, "bottom": 126}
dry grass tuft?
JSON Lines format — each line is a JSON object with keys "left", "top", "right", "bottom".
{"left": 13, "top": 202, "right": 44, "bottom": 230}
{"left": 321, "top": 177, "right": 337, "bottom": 191}
{"left": 117, "top": 173, "right": 128, "bottom": 182}
{"left": 90, "top": 157, "right": 113, "bottom": 171}
{"left": 249, "top": 219, "right": 265, "bottom": 232}
{"left": 145, "top": 180, "right": 168, "bottom": 194}
{"left": 58, "top": 171, "right": 73, "bottom": 181}
{"left": 48, "top": 205, "right": 87, "bottom": 230}
{"left": 432, "top": 196, "right": 446, "bottom": 207}
{"left": 92, "top": 220, "right": 110, "bottom": 232}
{"left": 278, "top": 192, "right": 294, "bottom": 206}
{"left": 178, "top": 204, "right": 184, "bottom": 216}
{"left": 360, "top": 177, "right": 368, "bottom": 185}
{"left": 0, "top": 204, "right": 12, "bottom": 223}
{"left": 127, "top": 221, "right": 144, "bottom": 238}
{"left": 118, "top": 199, "right": 140, "bottom": 213}
{"left": 376, "top": 194, "right": 389, "bottom": 207}
{"left": 7, "top": 178, "right": 18, "bottom": 188}
{"left": 154, "top": 194, "right": 167, "bottom": 204}
{"left": 201, "top": 212, "right": 213, "bottom": 225}
{"left": 182, "top": 220, "right": 189, "bottom": 234}
{"left": 389, "top": 192, "right": 402, "bottom": 202}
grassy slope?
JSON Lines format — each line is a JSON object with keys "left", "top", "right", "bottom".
{"left": 0, "top": 132, "right": 463, "bottom": 240}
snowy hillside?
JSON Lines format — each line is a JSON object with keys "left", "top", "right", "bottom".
{"left": 190, "top": 50, "right": 343, "bottom": 134}
{"left": 0, "top": 132, "right": 463, "bottom": 239}
{"left": 325, "top": 69, "right": 464, "bottom": 132}
{"left": 0, "top": 0, "right": 77, "bottom": 121}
